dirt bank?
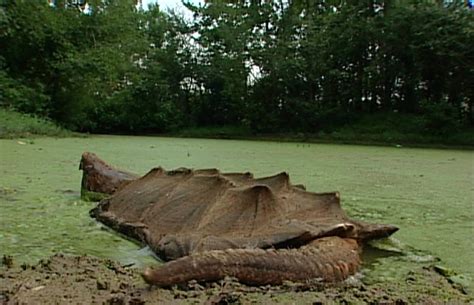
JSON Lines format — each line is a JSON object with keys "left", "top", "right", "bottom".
{"left": 0, "top": 254, "right": 470, "bottom": 305}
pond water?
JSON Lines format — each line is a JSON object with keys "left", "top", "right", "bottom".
{"left": 1, "top": 136, "right": 473, "bottom": 285}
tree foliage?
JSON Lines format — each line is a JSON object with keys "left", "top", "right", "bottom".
{"left": 1, "top": 0, "right": 472, "bottom": 135}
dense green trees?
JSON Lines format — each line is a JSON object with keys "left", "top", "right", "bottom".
{"left": 1, "top": 0, "right": 472, "bottom": 137}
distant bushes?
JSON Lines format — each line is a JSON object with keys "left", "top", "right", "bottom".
{"left": 0, "top": 0, "right": 472, "bottom": 142}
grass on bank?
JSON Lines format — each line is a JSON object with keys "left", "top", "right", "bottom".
{"left": 0, "top": 108, "right": 72, "bottom": 138}
{"left": 174, "top": 113, "right": 474, "bottom": 149}
{"left": 1, "top": 107, "right": 472, "bottom": 149}
{"left": 317, "top": 113, "right": 474, "bottom": 147}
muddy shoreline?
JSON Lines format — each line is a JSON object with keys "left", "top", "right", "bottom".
{"left": 1, "top": 254, "right": 471, "bottom": 305}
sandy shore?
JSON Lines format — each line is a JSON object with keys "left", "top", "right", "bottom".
{"left": 0, "top": 254, "right": 471, "bottom": 304}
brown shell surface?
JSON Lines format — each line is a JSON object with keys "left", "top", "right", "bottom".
{"left": 83, "top": 152, "right": 398, "bottom": 286}
{"left": 86, "top": 153, "right": 397, "bottom": 261}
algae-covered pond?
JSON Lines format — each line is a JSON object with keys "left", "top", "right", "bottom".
{"left": 1, "top": 136, "right": 473, "bottom": 286}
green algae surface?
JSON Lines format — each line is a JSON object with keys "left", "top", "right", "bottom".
{"left": 1, "top": 136, "right": 473, "bottom": 289}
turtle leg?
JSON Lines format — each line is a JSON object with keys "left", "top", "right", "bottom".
{"left": 142, "top": 236, "right": 360, "bottom": 287}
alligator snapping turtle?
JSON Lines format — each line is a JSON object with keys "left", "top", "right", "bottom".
{"left": 81, "top": 152, "right": 398, "bottom": 287}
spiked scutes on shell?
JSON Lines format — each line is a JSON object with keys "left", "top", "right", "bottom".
{"left": 81, "top": 152, "right": 398, "bottom": 287}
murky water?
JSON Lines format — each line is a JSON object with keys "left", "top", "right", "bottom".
{"left": 1, "top": 136, "right": 473, "bottom": 285}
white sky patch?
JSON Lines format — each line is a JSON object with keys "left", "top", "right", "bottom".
{"left": 141, "top": 0, "right": 203, "bottom": 17}
{"left": 140, "top": 0, "right": 204, "bottom": 21}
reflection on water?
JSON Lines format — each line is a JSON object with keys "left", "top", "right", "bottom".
{"left": 1, "top": 136, "right": 473, "bottom": 286}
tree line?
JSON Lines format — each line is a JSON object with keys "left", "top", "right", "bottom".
{"left": 1, "top": 0, "right": 473, "bottom": 136}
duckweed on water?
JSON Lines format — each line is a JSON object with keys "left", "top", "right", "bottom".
{"left": 0, "top": 136, "right": 472, "bottom": 292}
